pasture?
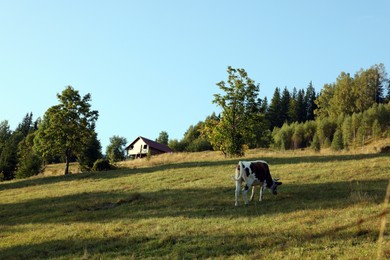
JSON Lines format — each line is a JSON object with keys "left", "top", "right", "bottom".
{"left": 0, "top": 149, "right": 389, "bottom": 259}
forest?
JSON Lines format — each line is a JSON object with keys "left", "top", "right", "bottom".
{"left": 169, "top": 63, "right": 390, "bottom": 154}
{"left": 1, "top": 63, "right": 390, "bottom": 180}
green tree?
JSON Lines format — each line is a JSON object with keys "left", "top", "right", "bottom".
{"left": 267, "top": 87, "right": 283, "bottom": 129}
{"left": 203, "top": 113, "right": 226, "bottom": 155}
{"left": 303, "top": 120, "right": 317, "bottom": 147}
{"left": 78, "top": 132, "right": 102, "bottom": 171}
{"left": 341, "top": 115, "right": 352, "bottom": 149}
{"left": 280, "top": 87, "right": 291, "bottom": 124}
{"left": 296, "top": 89, "right": 306, "bottom": 122}
{"left": 0, "top": 121, "right": 16, "bottom": 180}
{"left": 305, "top": 81, "right": 317, "bottom": 121}
{"left": 372, "top": 119, "right": 381, "bottom": 141}
{"left": 156, "top": 131, "right": 169, "bottom": 145}
{"left": 272, "top": 123, "right": 294, "bottom": 150}
{"left": 311, "top": 133, "right": 321, "bottom": 152}
{"left": 34, "top": 86, "right": 99, "bottom": 175}
{"left": 288, "top": 87, "right": 299, "bottom": 123}
{"left": 330, "top": 72, "right": 355, "bottom": 116}
{"left": 106, "top": 136, "right": 127, "bottom": 163}
{"left": 15, "top": 132, "right": 42, "bottom": 179}
{"left": 292, "top": 123, "right": 305, "bottom": 149}
{"left": 212, "top": 66, "right": 261, "bottom": 156}
{"left": 316, "top": 117, "right": 336, "bottom": 148}
{"left": 331, "top": 129, "right": 344, "bottom": 151}
{"left": 314, "top": 83, "right": 335, "bottom": 118}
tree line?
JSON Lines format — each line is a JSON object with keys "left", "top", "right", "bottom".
{"left": 167, "top": 64, "right": 390, "bottom": 156}
{"left": 1, "top": 87, "right": 116, "bottom": 180}
{"left": 1, "top": 64, "right": 389, "bottom": 180}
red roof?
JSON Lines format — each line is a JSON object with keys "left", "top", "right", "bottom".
{"left": 125, "top": 136, "right": 173, "bottom": 153}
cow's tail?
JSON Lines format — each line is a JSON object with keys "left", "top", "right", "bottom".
{"left": 232, "top": 162, "right": 243, "bottom": 181}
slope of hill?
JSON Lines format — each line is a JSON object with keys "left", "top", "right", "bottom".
{"left": 0, "top": 148, "right": 389, "bottom": 259}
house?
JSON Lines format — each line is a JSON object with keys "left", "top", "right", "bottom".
{"left": 125, "top": 136, "right": 173, "bottom": 159}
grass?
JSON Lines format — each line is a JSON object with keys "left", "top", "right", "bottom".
{"left": 0, "top": 146, "right": 389, "bottom": 259}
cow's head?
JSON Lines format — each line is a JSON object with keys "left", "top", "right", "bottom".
{"left": 270, "top": 178, "right": 282, "bottom": 195}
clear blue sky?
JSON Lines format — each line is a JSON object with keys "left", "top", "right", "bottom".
{"left": 1, "top": 1, "right": 389, "bottom": 150}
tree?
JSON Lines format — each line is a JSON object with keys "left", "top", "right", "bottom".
{"left": 341, "top": 115, "right": 352, "bottom": 149}
{"left": 34, "top": 86, "right": 99, "bottom": 175}
{"left": 305, "top": 81, "right": 317, "bottom": 121}
{"left": 106, "top": 136, "right": 127, "bottom": 163}
{"left": 311, "top": 133, "right": 321, "bottom": 152}
{"left": 331, "top": 129, "right": 344, "bottom": 151}
{"left": 181, "top": 122, "right": 212, "bottom": 152}
{"left": 288, "top": 87, "right": 299, "bottom": 123}
{"left": 372, "top": 119, "right": 381, "bottom": 141}
{"left": 296, "top": 89, "right": 306, "bottom": 122}
{"left": 15, "top": 112, "right": 35, "bottom": 136}
{"left": 330, "top": 72, "right": 355, "bottom": 116}
{"left": 280, "top": 87, "right": 291, "bottom": 124}
{"left": 315, "top": 83, "right": 335, "bottom": 118}
{"left": 0, "top": 121, "right": 16, "bottom": 180}
{"left": 203, "top": 113, "right": 226, "bottom": 155}
{"left": 292, "top": 123, "right": 305, "bottom": 149}
{"left": 156, "top": 131, "right": 169, "bottom": 145}
{"left": 267, "top": 87, "right": 283, "bottom": 129}
{"left": 212, "top": 66, "right": 261, "bottom": 156}
{"left": 78, "top": 132, "right": 102, "bottom": 171}
{"left": 15, "top": 132, "right": 42, "bottom": 179}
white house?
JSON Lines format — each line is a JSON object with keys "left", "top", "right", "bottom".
{"left": 125, "top": 136, "right": 173, "bottom": 159}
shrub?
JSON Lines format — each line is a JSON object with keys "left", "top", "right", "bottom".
{"left": 92, "top": 159, "right": 113, "bottom": 171}
{"left": 15, "top": 154, "right": 42, "bottom": 179}
{"left": 311, "top": 133, "right": 321, "bottom": 152}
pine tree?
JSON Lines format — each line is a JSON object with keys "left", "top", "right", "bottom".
{"left": 296, "top": 89, "right": 306, "bottom": 122}
{"left": 267, "top": 87, "right": 283, "bottom": 129}
{"left": 280, "top": 87, "right": 291, "bottom": 124}
{"left": 305, "top": 81, "right": 317, "bottom": 121}
{"left": 288, "top": 87, "right": 299, "bottom": 123}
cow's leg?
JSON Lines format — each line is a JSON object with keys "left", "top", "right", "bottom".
{"left": 242, "top": 184, "right": 250, "bottom": 205}
{"left": 235, "top": 180, "right": 241, "bottom": 206}
{"left": 250, "top": 186, "right": 256, "bottom": 201}
{"left": 259, "top": 182, "right": 266, "bottom": 201}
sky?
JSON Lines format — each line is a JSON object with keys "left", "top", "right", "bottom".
{"left": 1, "top": 0, "right": 389, "bottom": 150}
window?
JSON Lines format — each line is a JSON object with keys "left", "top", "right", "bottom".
{"left": 143, "top": 145, "right": 148, "bottom": 149}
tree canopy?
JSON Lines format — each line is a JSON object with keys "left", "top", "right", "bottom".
{"left": 34, "top": 86, "right": 99, "bottom": 175}
{"left": 211, "top": 66, "right": 264, "bottom": 156}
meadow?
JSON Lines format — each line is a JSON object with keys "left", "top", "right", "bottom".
{"left": 0, "top": 146, "right": 389, "bottom": 259}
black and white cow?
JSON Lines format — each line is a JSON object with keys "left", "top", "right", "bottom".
{"left": 233, "top": 160, "right": 282, "bottom": 206}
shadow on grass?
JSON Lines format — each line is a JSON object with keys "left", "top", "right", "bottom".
{"left": 1, "top": 179, "right": 387, "bottom": 227}
{"left": 1, "top": 153, "right": 388, "bottom": 191}
{"left": 0, "top": 219, "right": 382, "bottom": 259}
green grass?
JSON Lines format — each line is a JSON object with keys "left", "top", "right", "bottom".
{"left": 1, "top": 149, "right": 389, "bottom": 259}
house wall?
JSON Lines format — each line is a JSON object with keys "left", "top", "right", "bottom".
{"left": 127, "top": 139, "right": 149, "bottom": 156}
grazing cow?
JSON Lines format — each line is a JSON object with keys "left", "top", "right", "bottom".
{"left": 233, "top": 160, "right": 282, "bottom": 206}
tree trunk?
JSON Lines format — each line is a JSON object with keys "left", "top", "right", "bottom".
{"left": 64, "top": 149, "right": 71, "bottom": 175}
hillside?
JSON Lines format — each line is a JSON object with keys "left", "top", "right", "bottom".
{"left": 0, "top": 147, "right": 389, "bottom": 259}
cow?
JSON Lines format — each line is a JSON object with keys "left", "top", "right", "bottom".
{"left": 233, "top": 160, "right": 282, "bottom": 206}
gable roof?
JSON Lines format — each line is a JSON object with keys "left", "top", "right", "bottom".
{"left": 125, "top": 136, "right": 173, "bottom": 153}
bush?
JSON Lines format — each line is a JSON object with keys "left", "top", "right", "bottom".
{"left": 92, "top": 159, "right": 113, "bottom": 171}
{"left": 311, "top": 133, "right": 321, "bottom": 152}
{"left": 15, "top": 154, "right": 42, "bottom": 179}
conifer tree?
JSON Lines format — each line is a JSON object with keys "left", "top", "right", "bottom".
{"left": 267, "top": 87, "right": 283, "bottom": 129}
